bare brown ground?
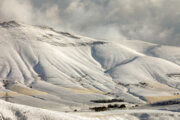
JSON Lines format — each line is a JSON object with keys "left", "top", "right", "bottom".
{"left": 66, "top": 87, "right": 104, "bottom": 94}
{"left": 0, "top": 91, "right": 20, "bottom": 97}
{"left": 10, "top": 85, "right": 48, "bottom": 96}
{"left": 144, "top": 95, "right": 180, "bottom": 103}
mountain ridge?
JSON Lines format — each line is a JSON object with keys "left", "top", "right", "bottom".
{"left": 0, "top": 21, "right": 180, "bottom": 111}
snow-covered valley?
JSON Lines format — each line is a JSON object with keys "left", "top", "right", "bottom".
{"left": 0, "top": 21, "right": 180, "bottom": 119}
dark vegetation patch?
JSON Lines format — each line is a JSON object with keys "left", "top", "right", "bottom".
{"left": 90, "top": 106, "right": 108, "bottom": 112}
{"left": 138, "top": 82, "right": 148, "bottom": 88}
{"left": 104, "top": 92, "right": 115, "bottom": 96}
{"left": 173, "top": 93, "right": 180, "bottom": 95}
{"left": 90, "top": 104, "right": 126, "bottom": 112}
{"left": 108, "top": 104, "right": 126, "bottom": 109}
{"left": 92, "top": 41, "right": 106, "bottom": 45}
{"left": 91, "top": 98, "right": 124, "bottom": 103}
{"left": 118, "top": 82, "right": 148, "bottom": 88}
{"left": 139, "top": 82, "right": 148, "bottom": 86}
{"left": 151, "top": 99, "right": 180, "bottom": 106}
{"left": 117, "top": 82, "right": 129, "bottom": 87}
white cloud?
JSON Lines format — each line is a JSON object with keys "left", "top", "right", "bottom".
{"left": 0, "top": 0, "right": 61, "bottom": 27}
{"left": 0, "top": 0, "right": 33, "bottom": 23}
{"left": 0, "top": 0, "right": 180, "bottom": 46}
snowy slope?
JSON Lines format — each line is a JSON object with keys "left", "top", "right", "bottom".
{"left": 0, "top": 21, "right": 180, "bottom": 112}
{"left": 0, "top": 100, "right": 180, "bottom": 120}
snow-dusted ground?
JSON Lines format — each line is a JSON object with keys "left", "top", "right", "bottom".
{"left": 0, "top": 100, "right": 180, "bottom": 120}
{"left": 0, "top": 21, "right": 180, "bottom": 119}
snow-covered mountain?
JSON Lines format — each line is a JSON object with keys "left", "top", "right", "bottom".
{"left": 0, "top": 21, "right": 180, "bottom": 113}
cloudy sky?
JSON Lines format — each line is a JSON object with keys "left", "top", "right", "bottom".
{"left": 0, "top": 0, "right": 180, "bottom": 46}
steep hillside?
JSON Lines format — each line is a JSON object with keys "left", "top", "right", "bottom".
{"left": 0, "top": 21, "right": 180, "bottom": 111}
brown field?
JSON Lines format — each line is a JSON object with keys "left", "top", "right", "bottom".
{"left": 0, "top": 91, "right": 21, "bottom": 97}
{"left": 144, "top": 95, "right": 180, "bottom": 103}
{"left": 10, "top": 85, "right": 48, "bottom": 96}
{"left": 66, "top": 87, "right": 104, "bottom": 94}
{"left": 146, "top": 80, "right": 177, "bottom": 91}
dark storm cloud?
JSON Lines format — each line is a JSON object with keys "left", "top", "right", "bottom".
{"left": 0, "top": 0, "right": 180, "bottom": 46}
